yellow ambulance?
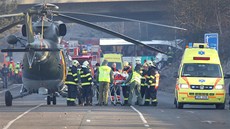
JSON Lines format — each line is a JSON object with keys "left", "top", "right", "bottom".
{"left": 103, "top": 53, "right": 123, "bottom": 70}
{"left": 174, "top": 43, "right": 226, "bottom": 109}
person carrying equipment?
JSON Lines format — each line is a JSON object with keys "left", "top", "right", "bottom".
{"left": 66, "top": 60, "right": 80, "bottom": 106}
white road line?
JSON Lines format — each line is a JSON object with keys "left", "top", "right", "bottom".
{"left": 3, "top": 103, "right": 44, "bottom": 129}
{"left": 0, "top": 84, "right": 21, "bottom": 94}
{"left": 130, "top": 106, "right": 149, "bottom": 127}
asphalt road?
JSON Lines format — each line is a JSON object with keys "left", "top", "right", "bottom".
{"left": 0, "top": 84, "right": 229, "bottom": 129}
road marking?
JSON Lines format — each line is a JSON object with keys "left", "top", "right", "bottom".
{"left": 3, "top": 103, "right": 44, "bottom": 129}
{"left": 130, "top": 106, "right": 149, "bottom": 127}
{"left": 0, "top": 84, "right": 21, "bottom": 94}
{"left": 185, "top": 111, "right": 194, "bottom": 114}
{"left": 201, "top": 120, "right": 216, "bottom": 124}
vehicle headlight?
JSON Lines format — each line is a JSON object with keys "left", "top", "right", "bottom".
{"left": 215, "top": 85, "right": 224, "bottom": 90}
{"left": 180, "top": 84, "right": 189, "bottom": 89}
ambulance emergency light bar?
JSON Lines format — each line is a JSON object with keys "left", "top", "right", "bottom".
{"left": 193, "top": 57, "right": 210, "bottom": 60}
{"left": 188, "top": 43, "right": 209, "bottom": 48}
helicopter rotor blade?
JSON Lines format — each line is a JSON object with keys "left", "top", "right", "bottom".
{"left": 58, "top": 13, "right": 166, "bottom": 54}
{"left": 56, "top": 11, "right": 187, "bottom": 31}
{"left": 0, "top": 13, "right": 24, "bottom": 18}
{"left": 0, "top": 20, "right": 24, "bottom": 33}
{"left": 1, "top": 48, "right": 60, "bottom": 52}
{"left": 25, "top": 13, "right": 35, "bottom": 43}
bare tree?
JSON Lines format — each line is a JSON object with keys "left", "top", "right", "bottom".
{"left": 171, "top": 0, "right": 230, "bottom": 59}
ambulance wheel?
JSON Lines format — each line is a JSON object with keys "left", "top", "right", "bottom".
{"left": 5, "top": 91, "right": 12, "bottom": 106}
{"left": 47, "top": 96, "right": 51, "bottom": 105}
{"left": 52, "top": 95, "right": 56, "bottom": 105}
{"left": 215, "top": 103, "right": 225, "bottom": 109}
{"left": 175, "top": 98, "right": 183, "bottom": 109}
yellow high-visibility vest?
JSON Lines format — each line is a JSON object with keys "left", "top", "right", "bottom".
{"left": 155, "top": 73, "right": 160, "bottom": 88}
{"left": 130, "top": 71, "right": 141, "bottom": 84}
{"left": 99, "top": 66, "right": 111, "bottom": 82}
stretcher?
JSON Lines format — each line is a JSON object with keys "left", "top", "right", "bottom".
{"left": 109, "top": 71, "right": 128, "bottom": 106}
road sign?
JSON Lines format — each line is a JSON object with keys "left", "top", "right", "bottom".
{"left": 204, "top": 33, "right": 218, "bottom": 51}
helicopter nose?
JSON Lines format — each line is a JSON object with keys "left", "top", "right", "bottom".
{"left": 31, "top": 40, "right": 49, "bottom": 62}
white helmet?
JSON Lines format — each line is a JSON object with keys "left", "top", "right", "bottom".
{"left": 82, "top": 61, "right": 89, "bottom": 67}
{"left": 146, "top": 60, "right": 153, "bottom": 66}
{"left": 72, "top": 60, "right": 79, "bottom": 67}
{"left": 135, "top": 58, "right": 141, "bottom": 64}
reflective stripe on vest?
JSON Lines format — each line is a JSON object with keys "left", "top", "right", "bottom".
{"left": 155, "top": 73, "right": 160, "bottom": 87}
{"left": 67, "top": 98, "right": 76, "bottom": 101}
{"left": 99, "top": 66, "right": 111, "bottom": 82}
{"left": 131, "top": 71, "right": 141, "bottom": 84}
{"left": 65, "top": 81, "right": 77, "bottom": 85}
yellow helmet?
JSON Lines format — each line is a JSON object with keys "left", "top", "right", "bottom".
{"left": 123, "top": 61, "right": 129, "bottom": 67}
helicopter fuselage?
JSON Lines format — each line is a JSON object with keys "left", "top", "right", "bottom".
{"left": 22, "top": 21, "right": 66, "bottom": 94}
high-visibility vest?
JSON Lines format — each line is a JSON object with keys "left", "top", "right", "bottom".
{"left": 9, "top": 63, "right": 14, "bottom": 71}
{"left": 15, "top": 64, "right": 20, "bottom": 74}
{"left": 130, "top": 71, "right": 141, "bottom": 84}
{"left": 99, "top": 66, "right": 111, "bottom": 82}
{"left": 155, "top": 73, "right": 160, "bottom": 88}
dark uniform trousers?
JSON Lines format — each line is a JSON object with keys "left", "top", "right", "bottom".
{"left": 80, "top": 67, "right": 93, "bottom": 105}
{"left": 145, "top": 68, "right": 158, "bottom": 106}
{"left": 122, "top": 85, "right": 130, "bottom": 105}
{"left": 140, "top": 86, "right": 147, "bottom": 99}
{"left": 67, "top": 84, "right": 77, "bottom": 105}
{"left": 145, "top": 86, "right": 157, "bottom": 105}
{"left": 66, "top": 66, "right": 79, "bottom": 106}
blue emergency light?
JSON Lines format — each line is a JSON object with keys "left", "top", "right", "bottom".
{"left": 188, "top": 42, "right": 193, "bottom": 48}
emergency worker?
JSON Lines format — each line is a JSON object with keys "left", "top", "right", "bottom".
{"left": 93, "top": 63, "right": 100, "bottom": 101}
{"left": 74, "top": 60, "right": 82, "bottom": 105}
{"left": 111, "top": 62, "right": 118, "bottom": 72}
{"left": 123, "top": 66, "right": 142, "bottom": 106}
{"left": 140, "top": 63, "right": 148, "bottom": 100}
{"left": 144, "top": 60, "right": 160, "bottom": 106}
{"left": 14, "top": 62, "right": 21, "bottom": 83}
{"left": 135, "top": 58, "right": 142, "bottom": 70}
{"left": 80, "top": 61, "right": 93, "bottom": 106}
{"left": 65, "top": 60, "right": 79, "bottom": 106}
{"left": 1, "top": 64, "right": 9, "bottom": 88}
{"left": 96, "top": 60, "right": 113, "bottom": 106}
{"left": 167, "top": 47, "right": 174, "bottom": 65}
{"left": 8, "top": 60, "right": 15, "bottom": 80}
{"left": 121, "top": 61, "right": 132, "bottom": 105}
{"left": 110, "top": 62, "right": 121, "bottom": 103}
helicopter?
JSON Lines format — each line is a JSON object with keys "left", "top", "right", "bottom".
{"left": 0, "top": 3, "right": 186, "bottom": 106}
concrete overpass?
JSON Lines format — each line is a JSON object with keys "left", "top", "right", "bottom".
{"left": 16, "top": 0, "right": 171, "bottom": 22}
{"left": 15, "top": 0, "right": 175, "bottom": 40}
